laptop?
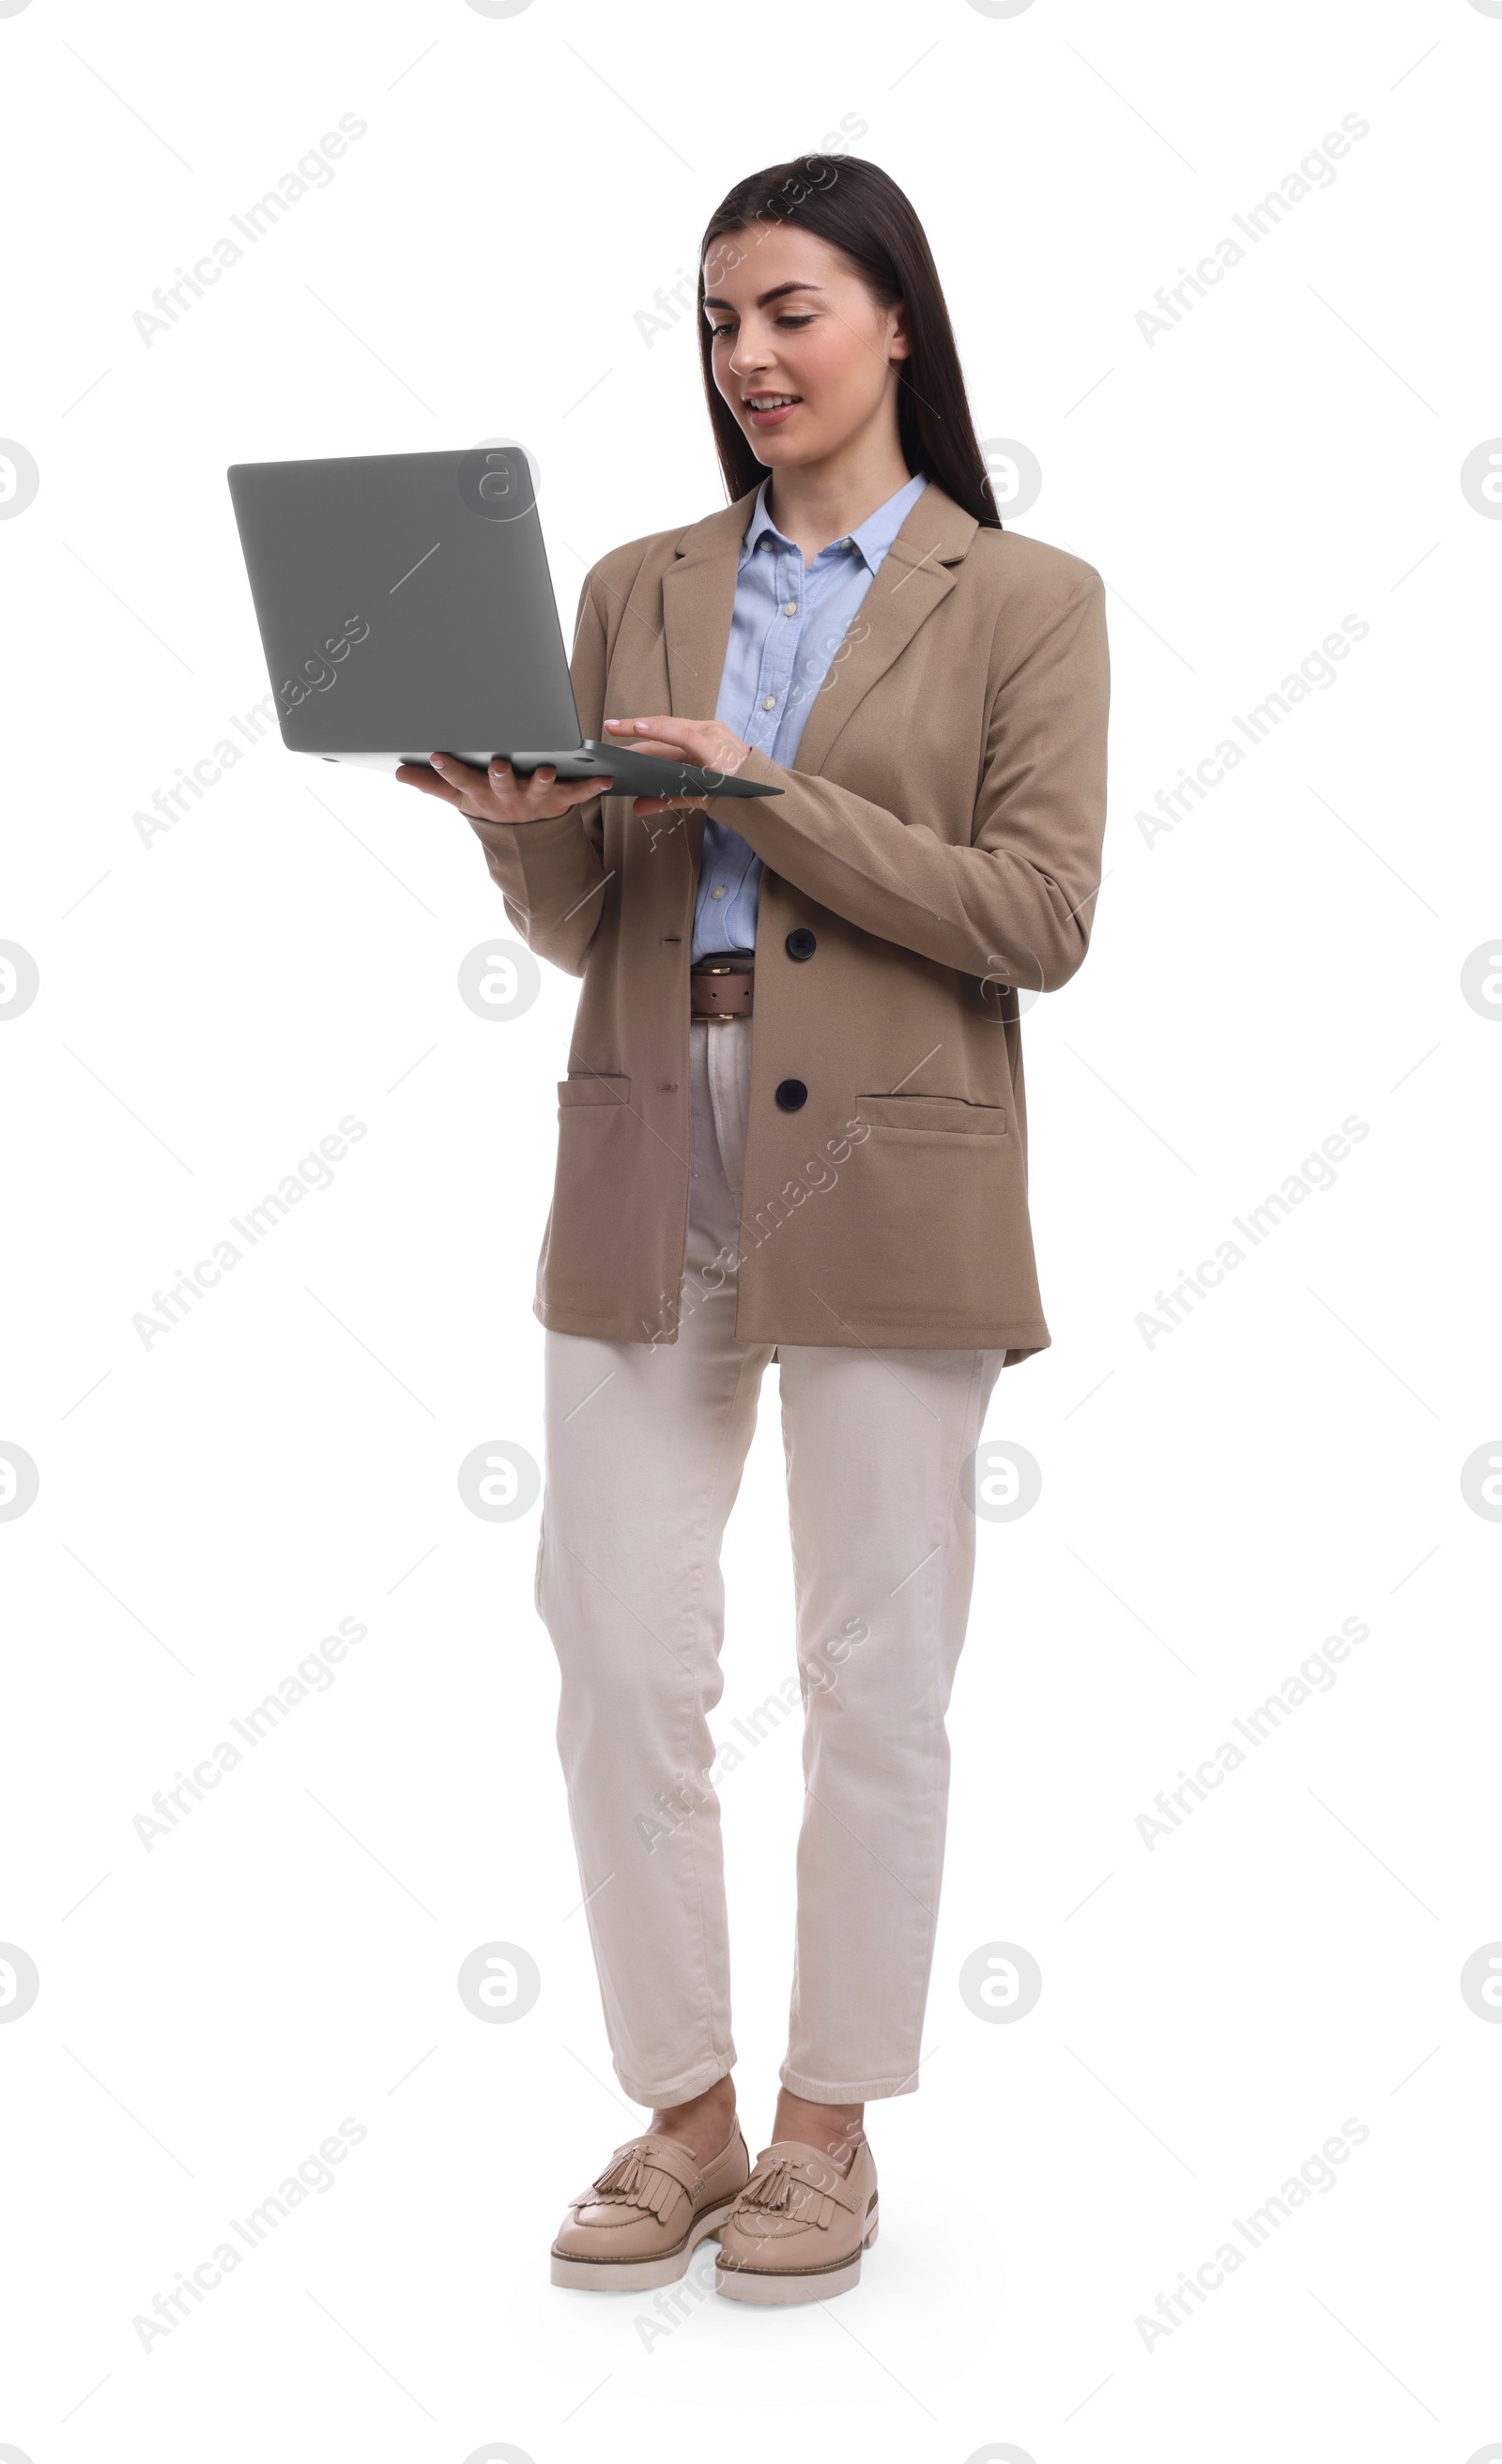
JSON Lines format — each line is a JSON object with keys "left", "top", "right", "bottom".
{"left": 224, "top": 447, "right": 783, "bottom": 801}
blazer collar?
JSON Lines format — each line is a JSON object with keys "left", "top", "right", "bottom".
{"left": 660, "top": 479, "right": 980, "bottom": 775}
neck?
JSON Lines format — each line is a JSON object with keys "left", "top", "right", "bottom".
{"left": 765, "top": 429, "right": 913, "bottom": 562}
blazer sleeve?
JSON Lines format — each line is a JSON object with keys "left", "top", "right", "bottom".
{"left": 463, "top": 572, "right": 610, "bottom": 979}
{"left": 720, "top": 572, "right": 1110, "bottom": 994}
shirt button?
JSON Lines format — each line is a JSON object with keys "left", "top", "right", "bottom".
{"left": 761, "top": 696, "right": 776, "bottom": 711}
{"left": 710, "top": 884, "right": 727, "bottom": 899}
{"left": 783, "top": 601, "right": 798, "bottom": 616}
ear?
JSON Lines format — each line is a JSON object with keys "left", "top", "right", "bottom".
{"left": 887, "top": 298, "right": 912, "bottom": 363}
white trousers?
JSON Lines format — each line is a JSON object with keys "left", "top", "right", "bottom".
{"left": 537, "top": 1017, "right": 1005, "bottom": 2106}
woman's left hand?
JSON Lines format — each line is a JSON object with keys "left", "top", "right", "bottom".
{"left": 603, "top": 714, "right": 754, "bottom": 815}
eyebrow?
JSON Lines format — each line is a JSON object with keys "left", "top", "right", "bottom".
{"left": 701, "top": 280, "right": 826, "bottom": 314}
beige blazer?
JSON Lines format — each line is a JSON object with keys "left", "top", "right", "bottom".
{"left": 469, "top": 479, "right": 1110, "bottom": 1360}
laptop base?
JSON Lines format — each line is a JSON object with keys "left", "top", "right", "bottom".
{"left": 311, "top": 744, "right": 779, "bottom": 799}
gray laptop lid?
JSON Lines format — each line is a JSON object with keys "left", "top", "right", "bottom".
{"left": 226, "top": 447, "right": 581, "bottom": 760}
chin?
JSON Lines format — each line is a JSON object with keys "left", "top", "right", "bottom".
{"left": 745, "top": 430, "right": 815, "bottom": 465}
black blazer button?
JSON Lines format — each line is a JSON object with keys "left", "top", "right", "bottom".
{"left": 774, "top": 1078, "right": 808, "bottom": 1111}
{"left": 785, "top": 927, "right": 817, "bottom": 961}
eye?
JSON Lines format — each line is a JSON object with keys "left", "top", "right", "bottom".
{"left": 708, "top": 310, "right": 817, "bottom": 338}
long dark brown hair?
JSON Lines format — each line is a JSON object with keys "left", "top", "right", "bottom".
{"left": 696, "top": 155, "right": 1002, "bottom": 528}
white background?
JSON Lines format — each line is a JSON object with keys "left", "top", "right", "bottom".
{"left": 2, "top": 0, "right": 1500, "bottom": 2457}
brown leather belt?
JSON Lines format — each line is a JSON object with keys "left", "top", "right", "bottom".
{"left": 690, "top": 960, "right": 754, "bottom": 1018}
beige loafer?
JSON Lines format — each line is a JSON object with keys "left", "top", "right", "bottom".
{"left": 714, "top": 2136, "right": 879, "bottom": 2303}
{"left": 551, "top": 2125, "right": 750, "bottom": 2291}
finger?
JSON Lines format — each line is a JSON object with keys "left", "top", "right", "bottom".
{"left": 605, "top": 714, "right": 693, "bottom": 745}
{"left": 397, "top": 762, "right": 463, "bottom": 803}
{"left": 519, "top": 762, "right": 576, "bottom": 806}
{"left": 606, "top": 718, "right": 743, "bottom": 776}
{"left": 431, "top": 751, "right": 490, "bottom": 786}
{"left": 486, "top": 756, "right": 562, "bottom": 803}
{"left": 518, "top": 761, "right": 614, "bottom": 804}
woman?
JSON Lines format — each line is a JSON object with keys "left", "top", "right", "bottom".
{"left": 401, "top": 154, "right": 1109, "bottom": 2304}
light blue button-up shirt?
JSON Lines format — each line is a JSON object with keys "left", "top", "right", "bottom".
{"left": 690, "top": 468, "right": 929, "bottom": 961}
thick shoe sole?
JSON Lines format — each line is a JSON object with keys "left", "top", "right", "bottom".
{"left": 715, "top": 2212, "right": 879, "bottom": 2305}
{"left": 550, "top": 2196, "right": 740, "bottom": 2292}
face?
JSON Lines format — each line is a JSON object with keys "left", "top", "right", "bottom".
{"left": 701, "top": 222, "right": 910, "bottom": 470}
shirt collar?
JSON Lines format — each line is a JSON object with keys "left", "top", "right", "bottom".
{"left": 741, "top": 469, "right": 928, "bottom": 574}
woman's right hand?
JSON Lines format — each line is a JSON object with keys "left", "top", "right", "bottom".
{"left": 395, "top": 752, "right": 611, "bottom": 826}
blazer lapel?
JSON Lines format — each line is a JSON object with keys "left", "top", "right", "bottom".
{"left": 656, "top": 489, "right": 756, "bottom": 884}
{"left": 657, "top": 478, "right": 980, "bottom": 788}
{"left": 660, "top": 488, "right": 759, "bottom": 718}
{"left": 789, "top": 482, "right": 978, "bottom": 775}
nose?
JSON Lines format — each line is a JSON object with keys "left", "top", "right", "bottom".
{"left": 728, "top": 320, "right": 774, "bottom": 381}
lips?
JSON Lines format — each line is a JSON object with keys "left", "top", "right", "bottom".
{"left": 744, "top": 394, "right": 802, "bottom": 427}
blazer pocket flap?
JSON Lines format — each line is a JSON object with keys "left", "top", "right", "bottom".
{"left": 558, "top": 1073, "right": 633, "bottom": 1108}
{"left": 856, "top": 1094, "right": 1006, "bottom": 1135}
